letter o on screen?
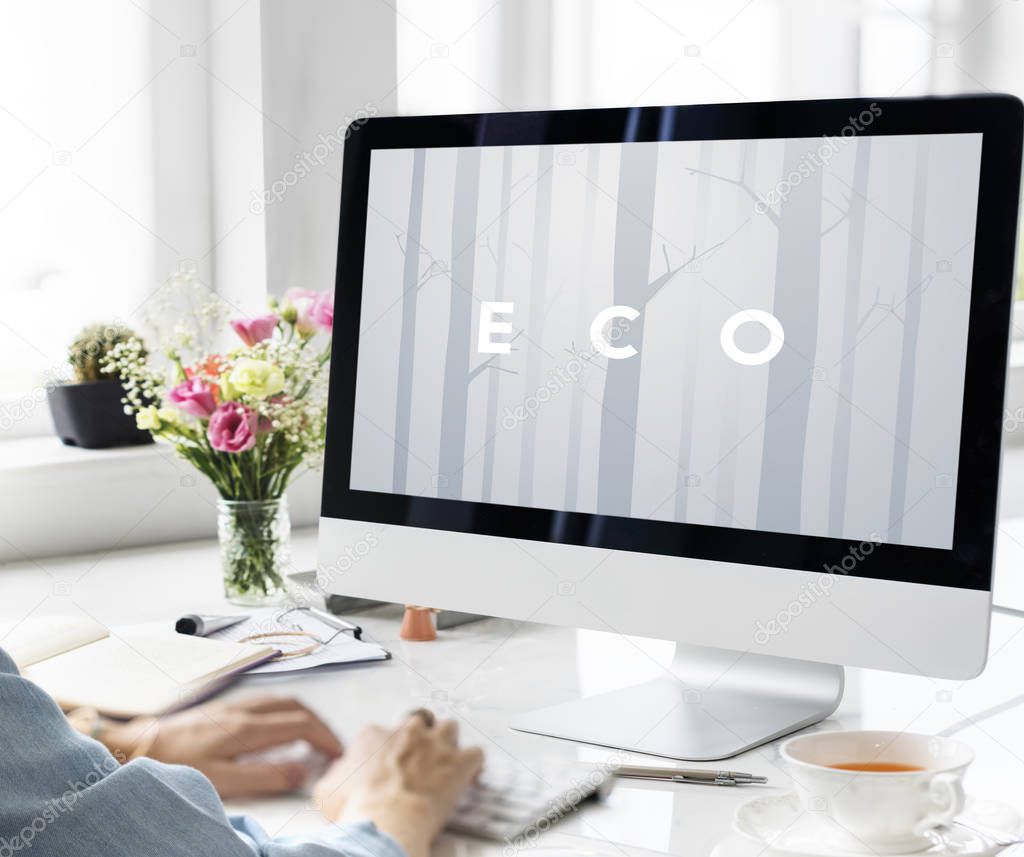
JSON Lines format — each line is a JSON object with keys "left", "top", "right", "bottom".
{"left": 591, "top": 305, "right": 640, "bottom": 359}
{"left": 720, "top": 310, "right": 785, "bottom": 366}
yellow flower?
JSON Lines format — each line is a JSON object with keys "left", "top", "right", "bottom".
{"left": 220, "top": 376, "right": 239, "bottom": 401}
{"left": 157, "top": 407, "right": 180, "bottom": 425}
{"left": 228, "top": 358, "right": 285, "bottom": 399}
{"left": 136, "top": 406, "right": 161, "bottom": 431}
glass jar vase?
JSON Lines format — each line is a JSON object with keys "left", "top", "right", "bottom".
{"left": 217, "top": 497, "right": 290, "bottom": 605}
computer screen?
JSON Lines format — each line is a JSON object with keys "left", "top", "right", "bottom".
{"left": 350, "top": 133, "right": 983, "bottom": 551}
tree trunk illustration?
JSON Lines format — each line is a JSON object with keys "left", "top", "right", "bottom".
{"left": 564, "top": 145, "right": 601, "bottom": 510}
{"left": 714, "top": 141, "right": 755, "bottom": 524}
{"left": 518, "top": 146, "right": 554, "bottom": 505}
{"left": 480, "top": 147, "right": 514, "bottom": 503}
{"left": 392, "top": 148, "right": 427, "bottom": 494}
{"left": 755, "top": 139, "right": 824, "bottom": 533}
{"left": 888, "top": 137, "right": 930, "bottom": 542}
{"left": 437, "top": 148, "right": 482, "bottom": 499}
{"left": 593, "top": 143, "right": 738, "bottom": 518}
{"left": 595, "top": 143, "right": 659, "bottom": 517}
{"left": 827, "top": 138, "right": 872, "bottom": 537}
{"left": 674, "top": 141, "right": 713, "bottom": 521}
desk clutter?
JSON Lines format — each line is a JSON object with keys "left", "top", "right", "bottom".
{"left": 175, "top": 606, "right": 389, "bottom": 674}
{"left": 3, "top": 608, "right": 388, "bottom": 718}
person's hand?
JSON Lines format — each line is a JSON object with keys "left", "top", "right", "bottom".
{"left": 102, "top": 696, "right": 342, "bottom": 798}
{"left": 312, "top": 711, "right": 483, "bottom": 857}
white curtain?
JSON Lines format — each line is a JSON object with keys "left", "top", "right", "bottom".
{"left": 396, "top": 0, "right": 1024, "bottom": 114}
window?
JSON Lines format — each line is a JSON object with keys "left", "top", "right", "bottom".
{"left": 0, "top": 0, "right": 217, "bottom": 434}
{"left": 395, "top": 0, "right": 1024, "bottom": 324}
{"left": 1, "top": 2, "right": 156, "bottom": 397}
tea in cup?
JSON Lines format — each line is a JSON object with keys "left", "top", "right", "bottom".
{"left": 780, "top": 730, "right": 973, "bottom": 854}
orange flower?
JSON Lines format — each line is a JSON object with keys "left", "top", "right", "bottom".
{"left": 186, "top": 354, "right": 226, "bottom": 380}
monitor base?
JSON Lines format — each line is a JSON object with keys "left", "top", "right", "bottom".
{"left": 509, "top": 643, "right": 844, "bottom": 761}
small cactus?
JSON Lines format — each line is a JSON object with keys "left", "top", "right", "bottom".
{"left": 68, "top": 323, "right": 143, "bottom": 383}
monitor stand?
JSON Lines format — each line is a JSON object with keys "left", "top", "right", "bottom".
{"left": 509, "top": 643, "right": 844, "bottom": 761}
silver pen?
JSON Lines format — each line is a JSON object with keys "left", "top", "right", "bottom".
{"left": 614, "top": 764, "right": 768, "bottom": 786}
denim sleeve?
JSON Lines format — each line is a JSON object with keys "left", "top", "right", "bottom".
{"left": 0, "top": 649, "right": 405, "bottom": 857}
{"left": 231, "top": 817, "right": 407, "bottom": 857}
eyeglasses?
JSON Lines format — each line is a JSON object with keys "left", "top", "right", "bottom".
{"left": 237, "top": 606, "right": 348, "bottom": 660}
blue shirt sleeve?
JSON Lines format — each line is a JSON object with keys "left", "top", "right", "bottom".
{"left": 0, "top": 649, "right": 405, "bottom": 857}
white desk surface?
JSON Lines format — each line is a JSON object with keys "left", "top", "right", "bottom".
{"left": 4, "top": 529, "right": 1024, "bottom": 857}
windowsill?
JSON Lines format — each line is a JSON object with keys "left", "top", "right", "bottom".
{"left": 0, "top": 436, "right": 322, "bottom": 564}
{"left": 0, "top": 436, "right": 170, "bottom": 471}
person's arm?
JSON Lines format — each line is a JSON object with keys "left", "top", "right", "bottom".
{"left": 0, "top": 649, "right": 405, "bottom": 857}
{"left": 71, "top": 696, "right": 344, "bottom": 798}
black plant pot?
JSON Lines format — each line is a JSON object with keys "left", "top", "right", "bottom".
{"left": 47, "top": 380, "right": 154, "bottom": 450}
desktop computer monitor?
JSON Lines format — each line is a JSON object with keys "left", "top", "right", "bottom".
{"left": 319, "top": 96, "right": 1023, "bottom": 760}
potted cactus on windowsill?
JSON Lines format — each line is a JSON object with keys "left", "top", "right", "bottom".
{"left": 46, "top": 323, "right": 154, "bottom": 449}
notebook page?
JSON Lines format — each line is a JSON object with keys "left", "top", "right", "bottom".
{"left": 2, "top": 615, "right": 109, "bottom": 670}
{"left": 24, "top": 624, "right": 273, "bottom": 717}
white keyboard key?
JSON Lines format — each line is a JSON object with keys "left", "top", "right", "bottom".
{"left": 446, "top": 756, "right": 614, "bottom": 841}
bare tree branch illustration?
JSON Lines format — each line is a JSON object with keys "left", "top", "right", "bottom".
{"left": 468, "top": 360, "right": 517, "bottom": 382}
{"left": 686, "top": 166, "right": 781, "bottom": 227}
{"left": 394, "top": 232, "right": 447, "bottom": 292}
{"left": 417, "top": 263, "right": 447, "bottom": 292}
{"left": 468, "top": 329, "right": 524, "bottom": 382}
{"left": 480, "top": 233, "right": 498, "bottom": 265}
{"left": 647, "top": 237, "right": 730, "bottom": 302}
{"left": 821, "top": 209, "right": 850, "bottom": 238}
{"left": 564, "top": 341, "right": 600, "bottom": 365}
{"left": 820, "top": 193, "right": 853, "bottom": 238}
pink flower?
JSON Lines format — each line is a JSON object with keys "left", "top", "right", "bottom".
{"left": 207, "top": 403, "right": 258, "bottom": 453}
{"left": 168, "top": 377, "right": 218, "bottom": 418}
{"left": 310, "top": 290, "right": 334, "bottom": 331}
{"left": 229, "top": 314, "right": 279, "bottom": 347}
{"left": 283, "top": 287, "right": 318, "bottom": 335}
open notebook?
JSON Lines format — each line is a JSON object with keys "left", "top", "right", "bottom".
{"left": 3, "top": 617, "right": 275, "bottom": 718}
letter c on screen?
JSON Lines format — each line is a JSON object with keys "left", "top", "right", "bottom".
{"left": 591, "top": 305, "right": 640, "bottom": 359}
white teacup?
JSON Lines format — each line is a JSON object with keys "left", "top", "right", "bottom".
{"left": 780, "top": 730, "right": 973, "bottom": 854}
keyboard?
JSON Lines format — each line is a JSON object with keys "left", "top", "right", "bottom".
{"left": 447, "top": 756, "right": 616, "bottom": 842}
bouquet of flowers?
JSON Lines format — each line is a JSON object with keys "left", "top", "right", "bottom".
{"left": 105, "top": 280, "right": 334, "bottom": 603}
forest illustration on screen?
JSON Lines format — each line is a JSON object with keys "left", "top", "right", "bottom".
{"left": 352, "top": 131, "right": 982, "bottom": 550}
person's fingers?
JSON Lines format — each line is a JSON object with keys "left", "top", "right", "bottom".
{"left": 221, "top": 698, "right": 343, "bottom": 756}
{"left": 460, "top": 746, "right": 485, "bottom": 779}
{"left": 234, "top": 696, "right": 312, "bottom": 715}
{"left": 406, "top": 707, "right": 435, "bottom": 728}
{"left": 392, "top": 715, "right": 426, "bottom": 754}
{"left": 237, "top": 710, "right": 344, "bottom": 758}
{"left": 206, "top": 760, "right": 307, "bottom": 799}
{"left": 436, "top": 719, "right": 459, "bottom": 745}
{"left": 356, "top": 722, "right": 392, "bottom": 744}
{"left": 399, "top": 713, "right": 429, "bottom": 736}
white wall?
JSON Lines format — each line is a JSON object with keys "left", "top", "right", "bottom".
{"left": 206, "top": 0, "right": 269, "bottom": 313}
{"left": 259, "top": 0, "right": 398, "bottom": 297}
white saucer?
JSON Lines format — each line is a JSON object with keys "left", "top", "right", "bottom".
{"left": 732, "top": 792, "right": 1021, "bottom": 857}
